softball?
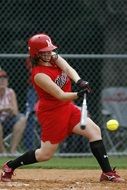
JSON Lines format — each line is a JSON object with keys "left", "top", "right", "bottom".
{"left": 106, "top": 119, "right": 119, "bottom": 131}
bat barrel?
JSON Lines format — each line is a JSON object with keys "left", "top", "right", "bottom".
{"left": 80, "top": 93, "right": 87, "bottom": 129}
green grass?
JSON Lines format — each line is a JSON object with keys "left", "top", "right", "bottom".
{"left": 0, "top": 156, "right": 127, "bottom": 169}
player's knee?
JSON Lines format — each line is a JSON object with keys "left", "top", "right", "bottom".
{"left": 89, "top": 124, "right": 102, "bottom": 140}
{"left": 43, "top": 154, "right": 53, "bottom": 161}
{"left": 94, "top": 126, "right": 102, "bottom": 141}
{"left": 36, "top": 149, "right": 53, "bottom": 161}
{"left": 96, "top": 125, "right": 101, "bottom": 135}
{"left": 38, "top": 154, "right": 52, "bottom": 161}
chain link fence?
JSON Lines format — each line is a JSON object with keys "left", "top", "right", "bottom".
{"left": 0, "top": 0, "right": 127, "bottom": 156}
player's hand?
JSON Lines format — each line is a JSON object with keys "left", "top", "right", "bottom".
{"left": 77, "top": 89, "right": 87, "bottom": 98}
{"left": 76, "top": 79, "right": 92, "bottom": 93}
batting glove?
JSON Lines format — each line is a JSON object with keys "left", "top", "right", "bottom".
{"left": 77, "top": 89, "right": 87, "bottom": 98}
{"left": 76, "top": 79, "right": 92, "bottom": 93}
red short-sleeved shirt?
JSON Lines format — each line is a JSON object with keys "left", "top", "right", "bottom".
{"left": 32, "top": 64, "right": 81, "bottom": 143}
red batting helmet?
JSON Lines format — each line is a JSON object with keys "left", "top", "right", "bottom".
{"left": 28, "top": 33, "right": 57, "bottom": 58}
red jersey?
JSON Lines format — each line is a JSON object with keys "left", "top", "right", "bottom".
{"left": 31, "top": 64, "right": 72, "bottom": 112}
{"left": 31, "top": 63, "right": 81, "bottom": 143}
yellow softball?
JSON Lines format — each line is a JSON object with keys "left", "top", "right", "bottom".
{"left": 106, "top": 119, "right": 119, "bottom": 131}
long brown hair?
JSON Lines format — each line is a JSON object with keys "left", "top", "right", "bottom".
{"left": 30, "top": 57, "right": 40, "bottom": 67}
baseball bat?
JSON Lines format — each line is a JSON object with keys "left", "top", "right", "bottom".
{"left": 80, "top": 93, "right": 87, "bottom": 129}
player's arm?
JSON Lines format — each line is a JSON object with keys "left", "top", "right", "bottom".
{"left": 55, "top": 55, "right": 81, "bottom": 83}
{"left": 8, "top": 89, "right": 19, "bottom": 115}
{"left": 0, "top": 107, "right": 12, "bottom": 112}
{"left": 55, "top": 55, "right": 92, "bottom": 93}
{"left": 34, "top": 73, "right": 79, "bottom": 101}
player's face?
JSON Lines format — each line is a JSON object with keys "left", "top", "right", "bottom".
{"left": 39, "top": 51, "right": 52, "bottom": 62}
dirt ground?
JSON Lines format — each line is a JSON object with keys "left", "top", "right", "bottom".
{"left": 0, "top": 169, "right": 127, "bottom": 190}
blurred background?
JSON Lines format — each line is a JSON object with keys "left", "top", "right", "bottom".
{"left": 0, "top": 0, "right": 127, "bottom": 156}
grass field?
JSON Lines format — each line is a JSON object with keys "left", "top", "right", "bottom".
{"left": 0, "top": 156, "right": 127, "bottom": 169}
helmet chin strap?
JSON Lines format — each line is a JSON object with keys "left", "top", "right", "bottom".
{"left": 38, "top": 54, "right": 50, "bottom": 62}
{"left": 39, "top": 53, "right": 58, "bottom": 63}
{"left": 40, "top": 57, "right": 49, "bottom": 62}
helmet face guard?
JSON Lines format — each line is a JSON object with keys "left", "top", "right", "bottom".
{"left": 28, "top": 33, "right": 57, "bottom": 58}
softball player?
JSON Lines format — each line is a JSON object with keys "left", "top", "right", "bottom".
{"left": 1, "top": 34, "right": 124, "bottom": 183}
